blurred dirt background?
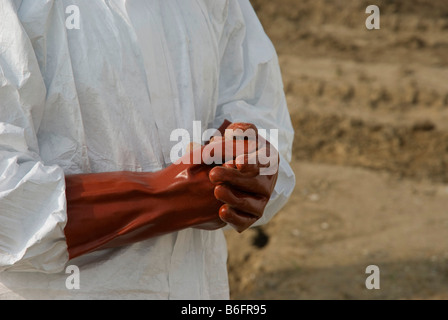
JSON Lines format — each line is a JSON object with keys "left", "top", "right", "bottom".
{"left": 225, "top": 0, "right": 448, "bottom": 299}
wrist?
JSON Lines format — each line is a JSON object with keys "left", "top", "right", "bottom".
{"left": 64, "top": 170, "right": 164, "bottom": 258}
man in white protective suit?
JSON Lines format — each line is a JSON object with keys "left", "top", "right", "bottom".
{"left": 0, "top": 0, "right": 295, "bottom": 299}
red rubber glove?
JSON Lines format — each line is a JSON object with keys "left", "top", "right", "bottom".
{"left": 207, "top": 123, "right": 280, "bottom": 232}
{"left": 64, "top": 140, "right": 226, "bottom": 260}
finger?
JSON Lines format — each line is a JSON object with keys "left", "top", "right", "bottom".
{"left": 234, "top": 153, "right": 260, "bottom": 174}
{"left": 218, "top": 204, "right": 259, "bottom": 233}
{"left": 226, "top": 122, "right": 258, "bottom": 131}
{"left": 224, "top": 129, "right": 257, "bottom": 143}
{"left": 214, "top": 184, "right": 267, "bottom": 217}
{"left": 222, "top": 159, "right": 236, "bottom": 169}
{"left": 209, "top": 166, "right": 271, "bottom": 196}
{"left": 209, "top": 135, "right": 225, "bottom": 144}
{"left": 202, "top": 139, "right": 257, "bottom": 164}
{"left": 225, "top": 123, "right": 258, "bottom": 140}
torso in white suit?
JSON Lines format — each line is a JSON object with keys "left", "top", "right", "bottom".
{"left": 0, "top": 0, "right": 295, "bottom": 299}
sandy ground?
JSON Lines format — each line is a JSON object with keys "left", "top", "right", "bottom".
{"left": 225, "top": 0, "right": 448, "bottom": 300}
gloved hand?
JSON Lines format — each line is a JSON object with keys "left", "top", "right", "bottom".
{"left": 64, "top": 142, "right": 226, "bottom": 260}
{"left": 207, "top": 123, "right": 280, "bottom": 232}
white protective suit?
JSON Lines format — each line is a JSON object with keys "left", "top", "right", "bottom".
{"left": 0, "top": 0, "right": 295, "bottom": 299}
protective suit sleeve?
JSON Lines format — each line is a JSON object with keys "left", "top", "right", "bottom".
{"left": 213, "top": 0, "right": 295, "bottom": 227}
{"left": 0, "top": 0, "right": 68, "bottom": 273}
